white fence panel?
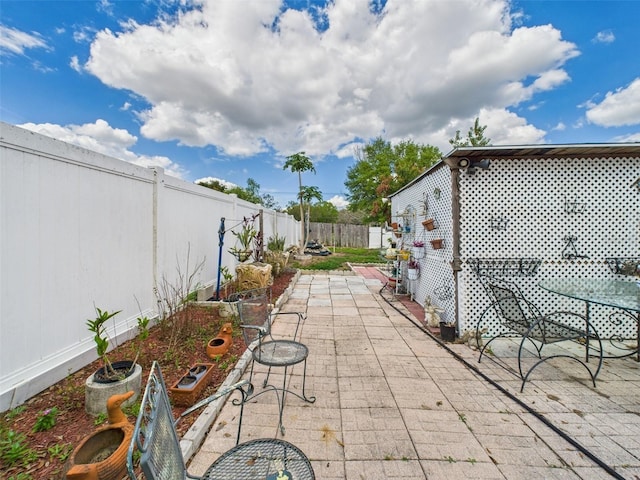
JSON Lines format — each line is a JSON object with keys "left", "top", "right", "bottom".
{"left": 0, "top": 123, "right": 299, "bottom": 411}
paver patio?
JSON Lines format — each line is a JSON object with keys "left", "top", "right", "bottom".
{"left": 187, "top": 270, "right": 640, "bottom": 480}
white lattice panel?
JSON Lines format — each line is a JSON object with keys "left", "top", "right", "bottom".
{"left": 392, "top": 155, "right": 640, "bottom": 339}
{"left": 459, "top": 155, "right": 640, "bottom": 338}
{"left": 391, "top": 165, "right": 455, "bottom": 325}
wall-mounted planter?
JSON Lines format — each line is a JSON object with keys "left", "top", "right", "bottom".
{"left": 169, "top": 363, "right": 215, "bottom": 407}
{"left": 430, "top": 239, "right": 444, "bottom": 250}
{"left": 411, "top": 246, "right": 425, "bottom": 259}
{"left": 422, "top": 218, "right": 436, "bottom": 231}
{"left": 407, "top": 268, "right": 419, "bottom": 280}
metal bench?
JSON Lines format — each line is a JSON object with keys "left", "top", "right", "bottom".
{"left": 475, "top": 275, "right": 603, "bottom": 391}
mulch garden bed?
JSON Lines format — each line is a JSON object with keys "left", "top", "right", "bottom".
{"left": 0, "top": 268, "right": 297, "bottom": 480}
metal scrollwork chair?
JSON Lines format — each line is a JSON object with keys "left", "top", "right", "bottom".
{"left": 476, "top": 275, "right": 603, "bottom": 392}
{"left": 235, "top": 287, "right": 316, "bottom": 435}
{"left": 127, "top": 360, "right": 315, "bottom": 479}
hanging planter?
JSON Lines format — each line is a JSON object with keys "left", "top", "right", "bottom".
{"left": 430, "top": 238, "right": 444, "bottom": 250}
{"left": 407, "top": 268, "right": 419, "bottom": 280}
{"left": 412, "top": 247, "right": 425, "bottom": 259}
{"left": 422, "top": 218, "right": 436, "bottom": 231}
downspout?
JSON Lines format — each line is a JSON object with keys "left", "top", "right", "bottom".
{"left": 444, "top": 158, "right": 465, "bottom": 329}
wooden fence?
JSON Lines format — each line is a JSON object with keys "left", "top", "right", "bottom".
{"left": 308, "top": 223, "right": 370, "bottom": 248}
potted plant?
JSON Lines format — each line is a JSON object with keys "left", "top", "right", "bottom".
{"left": 86, "top": 308, "right": 134, "bottom": 383}
{"left": 440, "top": 321, "right": 456, "bottom": 342}
{"left": 229, "top": 216, "right": 257, "bottom": 262}
{"left": 411, "top": 240, "right": 425, "bottom": 259}
{"left": 407, "top": 259, "right": 420, "bottom": 280}
{"left": 85, "top": 307, "right": 147, "bottom": 415}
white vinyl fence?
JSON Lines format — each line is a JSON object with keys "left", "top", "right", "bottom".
{"left": 0, "top": 122, "right": 300, "bottom": 412}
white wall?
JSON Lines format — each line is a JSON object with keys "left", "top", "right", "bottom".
{"left": 0, "top": 123, "right": 300, "bottom": 412}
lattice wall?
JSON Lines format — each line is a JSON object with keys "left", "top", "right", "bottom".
{"left": 392, "top": 155, "right": 640, "bottom": 338}
{"left": 391, "top": 165, "right": 455, "bottom": 325}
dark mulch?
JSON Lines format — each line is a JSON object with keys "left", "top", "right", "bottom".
{"left": 0, "top": 269, "right": 297, "bottom": 480}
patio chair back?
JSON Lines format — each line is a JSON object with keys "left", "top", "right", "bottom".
{"left": 126, "top": 361, "right": 249, "bottom": 479}
{"left": 476, "top": 275, "right": 603, "bottom": 391}
{"left": 127, "top": 361, "right": 189, "bottom": 479}
{"left": 480, "top": 276, "right": 547, "bottom": 339}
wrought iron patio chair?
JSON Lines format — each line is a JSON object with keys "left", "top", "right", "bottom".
{"left": 126, "top": 360, "right": 316, "bottom": 479}
{"left": 475, "top": 275, "right": 603, "bottom": 391}
{"left": 234, "top": 287, "right": 316, "bottom": 435}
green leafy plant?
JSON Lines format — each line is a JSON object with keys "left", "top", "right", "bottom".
{"left": 86, "top": 307, "right": 122, "bottom": 378}
{"left": 32, "top": 407, "right": 59, "bottom": 432}
{"left": 230, "top": 216, "right": 257, "bottom": 251}
{"left": 4, "top": 405, "right": 25, "bottom": 421}
{"left": 0, "top": 428, "right": 37, "bottom": 467}
{"left": 47, "top": 442, "right": 72, "bottom": 462}
{"left": 267, "top": 234, "right": 286, "bottom": 252}
{"left": 93, "top": 412, "right": 108, "bottom": 426}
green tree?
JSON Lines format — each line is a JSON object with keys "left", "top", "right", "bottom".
{"left": 196, "top": 178, "right": 228, "bottom": 192}
{"left": 449, "top": 117, "right": 491, "bottom": 147}
{"left": 197, "top": 177, "right": 280, "bottom": 209}
{"left": 283, "top": 152, "right": 316, "bottom": 249}
{"left": 344, "top": 138, "right": 441, "bottom": 224}
{"left": 310, "top": 201, "right": 339, "bottom": 223}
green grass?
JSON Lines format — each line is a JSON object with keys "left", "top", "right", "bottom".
{"left": 290, "top": 247, "right": 383, "bottom": 270}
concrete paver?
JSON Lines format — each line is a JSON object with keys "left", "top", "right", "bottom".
{"left": 187, "top": 269, "right": 640, "bottom": 479}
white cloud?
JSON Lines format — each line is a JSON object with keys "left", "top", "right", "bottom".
{"left": 328, "top": 195, "right": 349, "bottom": 209}
{"left": 593, "top": 30, "right": 615, "bottom": 44}
{"left": 613, "top": 132, "right": 640, "bottom": 143}
{"left": 18, "top": 120, "right": 187, "bottom": 178}
{"left": 69, "top": 55, "right": 81, "bottom": 72}
{"left": 84, "top": 0, "right": 580, "bottom": 157}
{"left": 585, "top": 78, "right": 640, "bottom": 127}
{"left": 0, "top": 25, "right": 48, "bottom": 56}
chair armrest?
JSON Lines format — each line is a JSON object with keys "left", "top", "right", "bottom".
{"left": 272, "top": 311, "right": 306, "bottom": 339}
{"left": 177, "top": 379, "right": 250, "bottom": 421}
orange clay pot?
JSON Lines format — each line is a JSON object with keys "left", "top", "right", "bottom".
{"left": 206, "top": 322, "right": 233, "bottom": 358}
{"left": 65, "top": 391, "right": 134, "bottom": 480}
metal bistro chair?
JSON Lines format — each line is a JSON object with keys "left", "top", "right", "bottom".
{"left": 235, "top": 287, "right": 316, "bottom": 435}
{"left": 127, "top": 360, "right": 315, "bottom": 479}
{"left": 475, "top": 275, "right": 603, "bottom": 392}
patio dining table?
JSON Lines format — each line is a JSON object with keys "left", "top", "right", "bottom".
{"left": 539, "top": 278, "right": 640, "bottom": 361}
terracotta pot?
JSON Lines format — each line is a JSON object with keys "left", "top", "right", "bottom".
{"left": 169, "top": 363, "right": 215, "bottom": 406}
{"left": 66, "top": 392, "right": 134, "bottom": 480}
{"left": 422, "top": 218, "right": 436, "bottom": 231}
{"left": 430, "top": 239, "right": 444, "bottom": 250}
{"left": 206, "top": 323, "right": 233, "bottom": 358}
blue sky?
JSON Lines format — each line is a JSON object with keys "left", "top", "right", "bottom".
{"left": 2, "top": 0, "right": 639, "bottom": 209}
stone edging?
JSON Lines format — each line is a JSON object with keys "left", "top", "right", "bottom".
{"left": 179, "top": 269, "right": 302, "bottom": 463}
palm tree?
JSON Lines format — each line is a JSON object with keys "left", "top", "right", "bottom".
{"left": 283, "top": 152, "right": 316, "bottom": 251}
{"left": 299, "top": 185, "right": 323, "bottom": 249}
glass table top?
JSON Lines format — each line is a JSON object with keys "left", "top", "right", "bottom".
{"left": 538, "top": 278, "right": 640, "bottom": 312}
